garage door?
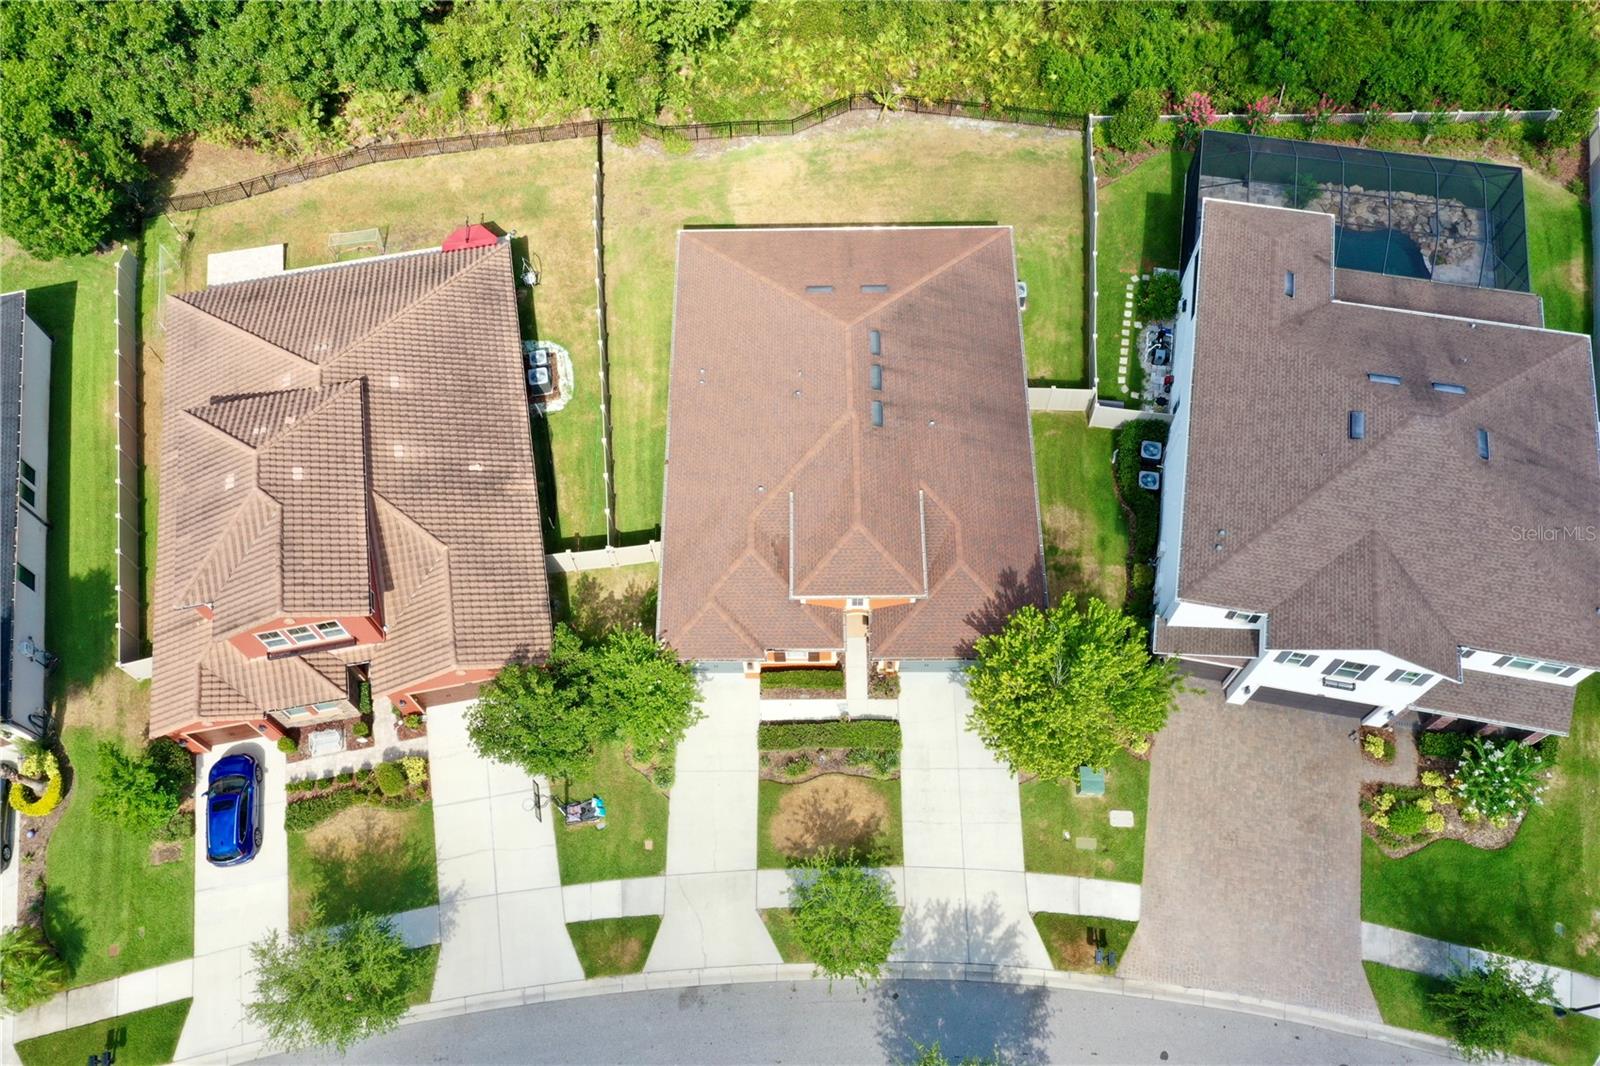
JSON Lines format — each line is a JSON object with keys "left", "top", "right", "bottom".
{"left": 417, "top": 682, "right": 484, "bottom": 710}
{"left": 192, "top": 723, "right": 260, "bottom": 748}
{"left": 1252, "top": 686, "right": 1373, "bottom": 720}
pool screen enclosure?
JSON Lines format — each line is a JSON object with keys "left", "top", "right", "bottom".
{"left": 1181, "top": 130, "right": 1529, "bottom": 291}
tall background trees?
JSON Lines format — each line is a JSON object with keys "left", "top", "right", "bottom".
{"left": 4, "top": 0, "right": 1597, "bottom": 258}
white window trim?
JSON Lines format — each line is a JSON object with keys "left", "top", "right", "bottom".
{"left": 1332, "top": 661, "right": 1369, "bottom": 680}
{"left": 258, "top": 619, "right": 353, "bottom": 652}
{"left": 1285, "top": 652, "right": 1314, "bottom": 667}
{"left": 1396, "top": 670, "right": 1425, "bottom": 685}
{"left": 315, "top": 620, "right": 350, "bottom": 641}
{"left": 258, "top": 630, "right": 292, "bottom": 650}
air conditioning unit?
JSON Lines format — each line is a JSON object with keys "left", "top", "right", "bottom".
{"left": 1138, "top": 471, "right": 1161, "bottom": 492}
{"left": 1139, "top": 440, "right": 1164, "bottom": 463}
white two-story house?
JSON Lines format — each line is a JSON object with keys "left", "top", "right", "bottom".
{"left": 2, "top": 291, "right": 53, "bottom": 741}
{"left": 1149, "top": 138, "right": 1599, "bottom": 740}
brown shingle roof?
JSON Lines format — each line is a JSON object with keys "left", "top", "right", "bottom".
{"left": 1333, "top": 269, "right": 1546, "bottom": 327}
{"left": 1180, "top": 199, "right": 1600, "bottom": 678}
{"left": 1152, "top": 617, "right": 1258, "bottom": 659}
{"left": 657, "top": 227, "right": 1045, "bottom": 661}
{"left": 151, "top": 244, "right": 549, "bottom": 737}
{"left": 1411, "top": 670, "right": 1578, "bottom": 735}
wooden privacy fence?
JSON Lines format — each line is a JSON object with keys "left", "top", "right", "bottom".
{"left": 158, "top": 95, "right": 1085, "bottom": 213}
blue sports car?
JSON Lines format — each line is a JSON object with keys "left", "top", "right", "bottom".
{"left": 206, "top": 752, "right": 264, "bottom": 867}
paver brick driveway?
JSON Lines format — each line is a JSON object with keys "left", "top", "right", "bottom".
{"left": 1119, "top": 681, "right": 1412, "bottom": 1020}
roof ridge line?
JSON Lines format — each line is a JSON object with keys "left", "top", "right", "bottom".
{"left": 324, "top": 245, "right": 504, "bottom": 367}
{"left": 844, "top": 227, "right": 1008, "bottom": 328}
{"left": 170, "top": 298, "right": 321, "bottom": 373}
{"left": 683, "top": 233, "right": 855, "bottom": 328}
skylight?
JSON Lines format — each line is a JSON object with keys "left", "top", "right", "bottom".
{"left": 1349, "top": 411, "right": 1366, "bottom": 440}
{"left": 1367, "top": 373, "right": 1402, "bottom": 385}
{"left": 1431, "top": 382, "right": 1467, "bottom": 395}
{"left": 1477, "top": 428, "right": 1491, "bottom": 460}
{"left": 861, "top": 284, "right": 889, "bottom": 294}
{"left": 805, "top": 285, "right": 834, "bottom": 294}
{"left": 870, "top": 400, "right": 884, "bottom": 428}
{"left": 869, "top": 330, "right": 881, "bottom": 356}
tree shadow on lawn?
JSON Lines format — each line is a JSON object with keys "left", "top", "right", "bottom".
{"left": 877, "top": 895, "right": 1053, "bottom": 1063}
{"left": 296, "top": 807, "right": 437, "bottom": 929}
{"left": 41, "top": 883, "right": 90, "bottom": 977}
{"left": 773, "top": 779, "right": 889, "bottom": 866}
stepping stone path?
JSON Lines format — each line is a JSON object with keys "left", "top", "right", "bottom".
{"left": 1109, "top": 809, "right": 1136, "bottom": 828}
{"left": 1116, "top": 274, "right": 1146, "bottom": 399}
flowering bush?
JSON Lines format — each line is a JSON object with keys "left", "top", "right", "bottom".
{"left": 1421, "top": 770, "right": 1445, "bottom": 788}
{"left": 1244, "top": 94, "right": 1275, "bottom": 134}
{"left": 1304, "top": 93, "right": 1338, "bottom": 138}
{"left": 1425, "top": 812, "right": 1446, "bottom": 834}
{"left": 1363, "top": 733, "right": 1387, "bottom": 759}
{"left": 400, "top": 756, "right": 428, "bottom": 787}
{"left": 1376, "top": 791, "right": 1396, "bottom": 812}
{"left": 1176, "top": 91, "right": 1216, "bottom": 145}
{"left": 1435, "top": 787, "right": 1454, "bottom": 805}
{"left": 1453, "top": 738, "right": 1547, "bottom": 825}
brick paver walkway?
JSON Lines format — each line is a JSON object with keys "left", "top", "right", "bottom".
{"left": 1120, "top": 682, "right": 1413, "bottom": 1020}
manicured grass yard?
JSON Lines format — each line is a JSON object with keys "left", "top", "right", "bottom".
{"left": 141, "top": 136, "right": 609, "bottom": 548}
{"left": 756, "top": 775, "right": 903, "bottom": 869}
{"left": 1032, "top": 913, "right": 1137, "bottom": 973}
{"left": 603, "top": 120, "right": 1085, "bottom": 534}
{"left": 1031, "top": 412, "right": 1128, "bottom": 608}
{"left": 760, "top": 908, "right": 812, "bottom": 964}
{"left": 552, "top": 741, "right": 669, "bottom": 884}
{"left": 1523, "top": 170, "right": 1592, "bottom": 337}
{"left": 1364, "top": 962, "right": 1600, "bottom": 1066}
{"left": 287, "top": 800, "right": 439, "bottom": 932}
{"left": 1362, "top": 677, "right": 1599, "bottom": 975}
{"left": 1092, "top": 149, "right": 1191, "bottom": 402}
{"left": 1019, "top": 749, "right": 1148, "bottom": 883}
{"left": 567, "top": 915, "right": 662, "bottom": 977}
{"left": 44, "top": 728, "right": 195, "bottom": 987}
{"left": 14, "top": 996, "right": 191, "bottom": 1066}
{"left": 405, "top": 944, "right": 440, "bottom": 1006}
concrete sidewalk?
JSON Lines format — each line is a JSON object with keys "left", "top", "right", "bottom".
{"left": 646, "top": 671, "right": 779, "bottom": 971}
{"left": 426, "top": 702, "right": 583, "bottom": 998}
{"left": 1362, "top": 923, "right": 1600, "bottom": 1009}
{"left": 895, "top": 667, "right": 1051, "bottom": 970}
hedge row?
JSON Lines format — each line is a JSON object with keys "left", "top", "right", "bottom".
{"left": 1115, "top": 419, "right": 1171, "bottom": 562}
{"left": 760, "top": 668, "right": 845, "bottom": 691}
{"left": 757, "top": 720, "right": 902, "bottom": 751}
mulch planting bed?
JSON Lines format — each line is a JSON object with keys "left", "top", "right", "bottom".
{"left": 1359, "top": 781, "right": 1523, "bottom": 858}
{"left": 760, "top": 747, "right": 898, "bottom": 785}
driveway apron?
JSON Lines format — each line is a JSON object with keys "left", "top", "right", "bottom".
{"left": 176, "top": 739, "right": 289, "bottom": 1059}
{"left": 646, "top": 671, "right": 778, "bottom": 970}
{"left": 895, "top": 668, "right": 1050, "bottom": 969}
{"left": 1119, "top": 682, "right": 1414, "bottom": 1019}
{"left": 426, "top": 701, "right": 582, "bottom": 997}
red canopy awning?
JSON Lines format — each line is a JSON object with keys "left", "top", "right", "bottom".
{"left": 442, "top": 224, "right": 498, "bottom": 253}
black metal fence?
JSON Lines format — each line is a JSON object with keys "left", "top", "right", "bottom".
{"left": 158, "top": 95, "right": 1085, "bottom": 214}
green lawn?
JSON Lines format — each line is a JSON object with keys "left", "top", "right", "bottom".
{"left": 1032, "top": 913, "right": 1137, "bottom": 973}
{"left": 1031, "top": 412, "right": 1128, "bottom": 609}
{"left": 756, "top": 775, "right": 903, "bottom": 869}
{"left": 1523, "top": 170, "right": 1592, "bottom": 337}
{"left": 1364, "top": 962, "right": 1600, "bottom": 1066}
{"left": 14, "top": 996, "right": 191, "bottom": 1066}
{"left": 140, "top": 136, "right": 608, "bottom": 549}
{"left": 552, "top": 741, "right": 669, "bottom": 884}
{"left": 44, "top": 728, "right": 195, "bottom": 987}
{"left": 1092, "top": 150, "right": 1191, "bottom": 402}
{"left": 759, "top": 908, "right": 812, "bottom": 964}
{"left": 287, "top": 800, "right": 439, "bottom": 932}
{"left": 1019, "top": 749, "right": 1148, "bottom": 883}
{"left": 405, "top": 944, "right": 440, "bottom": 1006}
{"left": 1362, "top": 677, "right": 1599, "bottom": 975}
{"left": 566, "top": 915, "right": 662, "bottom": 978}
{"left": 603, "top": 121, "right": 1085, "bottom": 535}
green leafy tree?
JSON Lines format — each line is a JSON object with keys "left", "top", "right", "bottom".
{"left": 0, "top": 925, "right": 70, "bottom": 1014}
{"left": 467, "top": 629, "right": 601, "bottom": 780}
{"left": 1105, "top": 87, "right": 1161, "bottom": 152}
{"left": 1430, "top": 957, "right": 1557, "bottom": 1061}
{"left": 93, "top": 742, "right": 182, "bottom": 834}
{"left": 966, "top": 599, "right": 1181, "bottom": 780}
{"left": 790, "top": 856, "right": 901, "bottom": 985}
{"left": 1133, "top": 272, "right": 1181, "bottom": 321}
{"left": 247, "top": 914, "right": 424, "bottom": 1054}
{"left": 587, "top": 627, "right": 702, "bottom": 756}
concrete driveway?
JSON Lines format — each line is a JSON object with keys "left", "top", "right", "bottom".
{"left": 175, "top": 738, "right": 288, "bottom": 1059}
{"left": 426, "top": 701, "right": 582, "bottom": 997}
{"left": 646, "top": 670, "right": 779, "bottom": 970}
{"left": 1119, "top": 682, "right": 1414, "bottom": 1019}
{"left": 895, "top": 667, "right": 1050, "bottom": 969}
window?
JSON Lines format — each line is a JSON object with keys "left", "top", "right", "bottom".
{"left": 280, "top": 705, "right": 314, "bottom": 719}
{"left": 315, "top": 620, "right": 350, "bottom": 641}
{"left": 1506, "top": 657, "right": 1537, "bottom": 671}
{"left": 1395, "top": 671, "right": 1425, "bottom": 685}
{"left": 258, "top": 630, "right": 292, "bottom": 650}
{"left": 1224, "top": 610, "right": 1262, "bottom": 624}
{"left": 1534, "top": 662, "right": 1566, "bottom": 676}
{"left": 1431, "top": 382, "right": 1467, "bottom": 395}
{"left": 1332, "top": 661, "right": 1369, "bottom": 680}
{"left": 1285, "top": 652, "right": 1315, "bottom": 667}
{"left": 312, "top": 700, "right": 343, "bottom": 713}
{"left": 19, "top": 461, "right": 35, "bottom": 485}
{"left": 286, "top": 625, "right": 318, "bottom": 644}
{"left": 17, "top": 564, "right": 34, "bottom": 591}
{"left": 870, "top": 401, "right": 883, "bottom": 428}
{"left": 1349, "top": 411, "right": 1366, "bottom": 440}
{"left": 805, "top": 285, "right": 834, "bottom": 294}
{"left": 19, "top": 483, "right": 34, "bottom": 507}
{"left": 1477, "top": 428, "right": 1490, "bottom": 461}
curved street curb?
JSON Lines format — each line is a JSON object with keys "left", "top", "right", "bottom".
{"left": 185, "top": 962, "right": 1490, "bottom": 1065}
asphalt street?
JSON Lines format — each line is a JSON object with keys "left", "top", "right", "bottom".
{"left": 274, "top": 979, "right": 1455, "bottom": 1065}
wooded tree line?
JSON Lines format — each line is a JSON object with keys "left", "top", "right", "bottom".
{"left": 4, "top": 0, "right": 1597, "bottom": 258}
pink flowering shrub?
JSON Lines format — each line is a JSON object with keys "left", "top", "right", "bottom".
{"left": 1176, "top": 91, "right": 1216, "bottom": 144}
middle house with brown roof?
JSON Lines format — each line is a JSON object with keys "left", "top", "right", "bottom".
{"left": 657, "top": 226, "right": 1046, "bottom": 707}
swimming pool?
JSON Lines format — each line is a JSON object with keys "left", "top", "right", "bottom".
{"left": 1335, "top": 226, "right": 1432, "bottom": 280}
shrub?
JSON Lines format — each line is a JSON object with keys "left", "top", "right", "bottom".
{"left": 652, "top": 763, "right": 675, "bottom": 790}
{"left": 1431, "top": 956, "right": 1556, "bottom": 1060}
{"left": 0, "top": 925, "right": 70, "bottom": 1013}
{"left": 1133, "top": 272, "right": 1181, "bottom": 322}
{"left": 402, "top": 713, "right": 423, "bottom": 731}
{"left": 94, "top": 741, "right": 184, "bottom": 834}
{"left": 610, "top": 120, "right": 642, "bottom": 148}
{"left": 1105, "top": 87, "right": 1161, "bottom": 152}
{"left": 1425, "top": 812, "right": 1446, "bottom": 834}
{"left": 784, "top": 755, "right": 812, "bottom": 778}
{"left": 1369, "top": 812, "right": 1390, "bottom": 829}
{"left": 399, "top": 756, "right": 428, "bottom": 787}
{"left": 285, "top": 791, "right": 360, "bottom": 832}
{"left": 1114, "top": 420, "right": 1170, "bottom": 561}
{"left": 1417, "top": 731, "right": 1469, "bottom": 762}
{"left": 845, "top": 748, "right": 899, "bottom": 776}
{"left": 1420, "top": 770, "right": 1445, "bottom": 788}
{"left": 1454, "top": 738, "right": 1547, "bottom": 823}
{"left": 867, "top": 670, "right": 900, "bottom": 700}
{"left": 1175, "top": 90, "right": 1217, "bottom": 145}
{"left": 757, "top": 720, "right": 901, "bottom": 751}
{"left": 146, "top": 738, "right": 196, "bottom": 796}
{"left": 277, "top": 736, "right": 299, "bottom": 754}
{"left": 156, "top": 810, "right": 195, "bottom": 842}
{"left": 1386, "top": 802, "right": 1431, "bottom": 838}
{"left": 660, "top": 128, "right": 692, "bottom": 155}
{"left": 1363, "top": 733, "right": 1388, "bottom": 760}
{"left": 1534, "top": 737, "right": 1560, "bottom": 764}
{"left": 352, "top": 720, "right": 370, "bottom": 739}
{"left": 9, "top": 771, "right": 63, "bottom": 818}
{"left": 1243, "top": 93, "right": 1275, "bottom": 134}
{"left": 1376, "top": 791, "right": 1397, "bottom": 811}
{"left": 760, "top": 668, "right": 845, "bottom": 691}
{"left": 374, "top": 762, "right": 406, "bottom": 797}
{"left": 1416, "top": 797, "right": 1433, "bottom": 812}
{"left": 1435, "top": 787, "right": 1453, "bottom": 805}
{"left": 357, "top": 680, "right": 372, "bottom": 716}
